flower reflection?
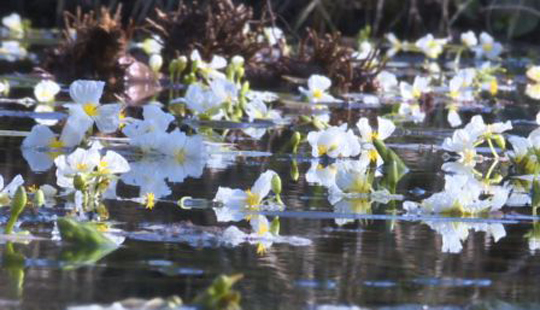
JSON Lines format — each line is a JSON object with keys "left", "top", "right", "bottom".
{"left": 425, "top": 221, "right": 505, "bottom": 253}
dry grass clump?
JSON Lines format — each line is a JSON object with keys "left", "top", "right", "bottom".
{"left": 146, "top": 0, "right": 270, "bottom": 62}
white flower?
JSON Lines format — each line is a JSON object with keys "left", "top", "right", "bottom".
{"left": 448, "top": 75, "right": 473, "bottom": 102}
{"left": 332, "top": 160, "right": 372, "bottom": 196}
{"left": 149, "top": 54, "right": 163, "bottom": 73}
{"left": 299, "top": 75, "right": 338, "bottom": 103}
{"left": 0, "top": 80, "right": 9, "bottom": 96}
{"left": 464, "top": 115, "right": 512, "bottom": 140}
{"left": 34, "top": 80, "right": 60, "bottom": 103}
{"left": 0, "top": 41, "right": 28, "bottom": 61}
{"left": 352, "top": 41, "right": 372, "bottom": 60}
{"left": 244, "top": 98, "right": 281, "bottom": 122}
{"left": 415, "top": 34, "right": 448, "bottom": 59}
{"left": 305, "top": 161, "right": 337, "bottom": 187}
{"left": 447, "top": 108, "right": 462, "bottom": 128}
{"left": 398, "top": 103, "right": 425, "bottom": 123}
{"left": 210, "top": 78, "right": 238, "bottom": 103}
{"left": 123, "top": 105, "right": 174, "bottom": 152}
{"left": 425, "top": 221, "right": 505, "bottom": 253}
{"left": 375, "top": 71, "right": 398, "bottom": 93}
{"left": 2, "top": 13, "right": 23, "bottom": 37}
{"left": 473, "top": 32, "right": 502, "bottom": 60}
{"left": 183, "top": 83, "right": 223, "bottom": 117}
{"left": 405, "top": 174, "right": 508, "bottom": 215}
{"left": 137, "top": 36, "right": 163, "bottom": 55}
{"left": 191, "top": 50, "right": 227, "bottom": 80}
{"left": 97, "top": 151, "right": 130, "bottom": 175}
{"left": 526, "top": 66, "right": 540, "bottom": 83}
{"left": 22, "top": 124, "right": 75, "bottom": 150}
{"left": 249, "top": 214, "right": 270, "bottom": 236}
{"left": 386, "top": 33, "right": 407, "bottom": 57}
{"left": 160, "top": 130, "right": 207, "bottom": 183}
{"left": 121, "top": 158, "right": 171, "bottom": 199}
{"left": 65, "top": 80, "right": 122, "bottom": 135}
{"left": 356, "top": 117, "right": 395, "bottom": 144}
{"left": 442, "top": 129, "right": 477, "bottom": 167}
{"left": 54, "top": 147, "right": 101, "bottom": 188}
{"left": 526, "top": 83, "right": 540, "bottom": 100}
{"left": 0, "top": 174, "right": 24, "bottom": 206}
{"left": 307, "top": 125, "right": 361, "bottom": 158}
{"left": 400, "top": 76, "right": 430, "bottom": 101}
{"left": 213, "top": 170, "right": 278, "bottom": 222}
{"left": 460, "top": 31, "right": 478, "bottom": 48}
{"left": 263, "top": 27, "right": 284, "bottom": 46}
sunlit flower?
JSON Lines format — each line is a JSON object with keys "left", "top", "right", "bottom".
{"left": 64, "top": 80, "right": 122, "bottom": 135}
{"left": 191, "top": 50, "right": 227, "bottom": 80}
{"left": 0, "top": 80, "right": 9, "bottom": 96}
{"left": 161, "top": 130, "right": 207, "bottom": 183}
{"left": 307, "top": 125, "right": 361, "bottom": 158}
{"left": 123, "top": 105, "right": 174, "bottom": 152}
{"left": 400, "top": 76, "right": 430, "bottom": 101}
{"left": 386, "top": 33, "right": 407, "bottom": 57}
{"left": 464, "top": 115, "right": 512, "bottom": 141}
{"left": 0, "top": 41, "right": 28, "bottom": 61}
{"left": 183, "top": 83, "right": 223, "bottom": 118}
{"left": 331, "top": 160, "right": 372, "bottom": 196}
{"left": 210, "top": 78, "right": 238, "bottom": 104}
{"left": 415, "top": 34, "right": 448, "bottom": 59}
{"left": 243, "top": 98, "right": 282, "bottom": 139}
{"left": 404, "top": 174, "right": 508, "bottom": 215}
{"left": 54, "top": 147, "right": 100, "bottom": 188}
{"left": 473, "top": 32, "right": 502, "bottom": 60}
{"left": 214, "top": 170, "right": 278, "bottom": 222}
{"left": 250, "top": 214, "right": 270, "bottom": 236}
{"left": 2, "top": 13, "right": 23, "bottom": 37}
{"left": 137, "top": 36, "right": 163, "bottom": 55}
{"left": 22, "top": 124, "right": 73, "bottom": 150}
{"left": 375, "top": 71, "right": 398, "bottom": 93}
{"left": 34, "top": 80, "right": 60, "bottom": 103}
{"left": 526, "top": 66, "right": 540, "bottom": 83}
{"left": 356, "top": 117, "right": 395, "bottom": 144}
{"left": 448, "top": 75, "right": 474, "bottom": 102}
{"left": 96, "top": 150, "right": 130, "bottom": 175}
{"left": 299, "top": 75, "right": 338, "bottom": 103}
{"left": 442, "top": 129, "right": 478, "bottom": 167}
{"left": 460, "top": 31, "right": 478, "bottom": 48}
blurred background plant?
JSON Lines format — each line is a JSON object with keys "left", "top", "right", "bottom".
{"left": 3, "top": 0, "right": 540, "bottom": 42}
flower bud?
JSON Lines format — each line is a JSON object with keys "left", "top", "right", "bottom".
{"left": 149, "top": 54, "right": 163, "bottom": 73}
{"left": 33, "top": 189, "right": 45, "bottom": 207}
{"left": 493, "top": 134, "right": 506, "bottom": 151}
{"left": 271, "top": 174, "right": 282, "bottom": 195}
{"left": 290, "top": 131, "right": 301, "bottom": 154}
{"left": 291, "top": 160, "right": 299, "bottom": 182}
{"left": 177, "top": 56, "right": 188, "bottom": 74}
{"left": 5, "top": 186, "right": 27, "bottom": 234}
{"left": 73, "top": 174, "right": 88, "bottom": 191}
{"left": 169, "top": 59, "right": 179, "bottom": 76}
{"left": 231, "top": 55, "right": 244, "bottom": 68}
{"left": 270, "top": 216, "right": 280, "bottom": 236}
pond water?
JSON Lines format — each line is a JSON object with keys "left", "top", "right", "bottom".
{"left": 1, "top": 30, "right": 540, "bottom": 310}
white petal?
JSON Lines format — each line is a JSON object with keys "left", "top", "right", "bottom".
{"left": 69, "top": 80, "right": 105, "bottom": 104}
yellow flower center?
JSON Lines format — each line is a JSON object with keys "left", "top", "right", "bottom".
{"left": 371, "top": 131, "right": 379, "bottom": 140}
{"left": 449, "top": 90, "right": 459, "bottom": 99}
{"left": 76, "top": 163, "right": 88, "bottom": 171}
{"left": 489, "top": 80, "right": 498, "bottom": 96}
{"left": 98, "top": 160, "right": 111, "bottom": 174}
{"left": 175, "top": 149, "right": 187, "bottom": 164}
{"left": 412, "top": 88, "right": 422, "bottom": 99}
{"left": 83, "top": 103, "right": 99, "bottom": 117}
{"left": 482, "top": 43, "right": 493, "bottom": 52}
{"left": 256, "top": 243, "right": 267, "bottom": 255}
{"left": 347, "top": 176, "right": 371, "bottom": 193}
{"left": 48, "top": 138, "right": 64, "bottom": 149}
{"left": 145, "top": 192, "right": 155, "bottom": 210}
{"left": 313, "top": 89, "right": 324, "bottom": 100}
{"left": 368, "top": 149, "right": 379, "bottom": 162}
{"left": 317, "top": 144, "right": 338, "bottom": 156}
{"left": 462, "top": 149, "right": 476, "bottom": 165}
{"left": 245, "top": 189, "right": 261, "bottom": 207}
